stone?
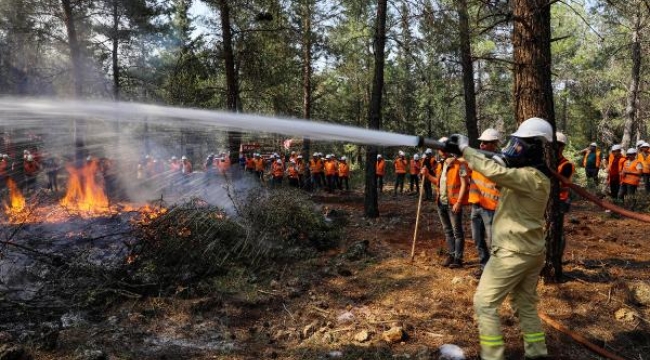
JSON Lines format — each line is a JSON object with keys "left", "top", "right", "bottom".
{"left": 382, "top": 326, "right": 404, "bottom": 343}
{"left": 353, "top": 330, "right": 369, "bottom": 343}
{"left": 627, "top": 281, "right": 650, "bottom": 306}
{"left": 614, "top": 308, "right": 638, "bottom": 321}
{"left": 302, "top": 320, "right": 319, "bottom": 339}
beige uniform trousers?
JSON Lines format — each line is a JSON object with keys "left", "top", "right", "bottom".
{"left": 474, "top": 247, "right": 548, "bottom": 360}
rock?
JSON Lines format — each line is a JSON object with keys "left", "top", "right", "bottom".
{"left": 0, "top": 332, "right": 13, "bottom": 344}
{"left": 627, "top": 281, "right": 650, "bottom": 306}
{"left": 382, "top": 326, "right": 404, "bottom": 343}
{"left": 302, "top": 321, "right": 319, "bottom": 339}
{"left": 337, "top": 311, "right": 355, "bottom": 324}
{"left": 353, "top": 330, "right": 369, "bottom": 342}
{"left": 0, "top": 344, "right": 31, "bottom": 360}
{"left": 74, "top": 349, "right": 108, "bottom": 360}
{"left": 614, "top": 308, "right": 638, "bottom": 322}
{"left": 438, "top": 344, "right": 466, "bottom": 360}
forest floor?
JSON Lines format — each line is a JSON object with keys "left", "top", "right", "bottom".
{"left": 15, "top": 187, "right": 650, "bottom": 360}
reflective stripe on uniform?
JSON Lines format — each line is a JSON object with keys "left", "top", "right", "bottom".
{"left": 479, "top": 334, "right": 505, "bottom": 346}
{"left": 523, "top": 332, "right": 545, "bottom": 343}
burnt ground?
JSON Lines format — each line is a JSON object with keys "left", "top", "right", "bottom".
{"left": 5, "top": 187, "right": 650, "bottom": 360}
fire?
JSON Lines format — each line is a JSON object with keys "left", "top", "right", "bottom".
{"left": 60, "top": 159, "right": 109, "bottom": 212}
{"left": 4, "top": 178, "right": 25, "bottom": 213}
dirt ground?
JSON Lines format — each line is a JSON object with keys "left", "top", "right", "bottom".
{"left": 20, "top": 188, "right": 650, "bottom": 360}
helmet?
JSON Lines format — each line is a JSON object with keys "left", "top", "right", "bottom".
{"left": 377, "top": 154, "right": 382, "bottom": 159}
{"left": 612, "top": 144, "right": 622, "bottom": 152}
{"left": 312, "top": 152, "right": 318, "bottom": 157}
{"left": 478, "top": 128, "right": 500, "bottom": 142}
{"left": 438, "top": 137, "right": 448, "bottom": 142}
{"left": 26, "top": 154, "right": 34, "bottom": 161}
{"left": 275, "top": 159, "right": 281, "bottom": 164}
{"left": 398, "top": 150, "right": 405, "bottom": 157}
{"left": 627, "top": 148, "right": 637, "bottom": 155}
{"left": 425, "top": 148, "right": 433, "bottom": 155}
{"left": 511, "top": 117, "right": 553, "bottom": 142}
{"left": 171, "top": 156, "right": 177, "bottom": 160}
{"left": 413, "top": 154, "right": 420, "bottom": 160}
{"left": 290, "top": 159, "right": 296, "bottom": 164}
{"left": 86, "top": 156, "right": 92, "bottom": 161}
{"left": 589, "top": 142, "right": 597, "bottom": 147}
{"left": 297, "top": 155, "right": 303, "bottom": 159}
{"left": 340, "top": 156, "right": 347, "bottom": 161}
{"left": 181, "top": 156, "right": 187, "bottom": 160}
{"left": 636, "top": 140, "right": 645, "bottom": 147}
{"left": 641, "top": 142, "right": 650, "bottom": 148}
{"left": 555, "top": 132, "right": 568, "bottom": 145}
{"left": 325, "top": 154, "right": 331, "bottom": 159}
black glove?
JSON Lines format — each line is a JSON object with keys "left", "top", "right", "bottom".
{"left": 444, "top": 134, "right": 469, "bottom": 155}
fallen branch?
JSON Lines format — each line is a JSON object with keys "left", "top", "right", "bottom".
{"left": 539, "top": 312, "right": 628, "bottom": 360}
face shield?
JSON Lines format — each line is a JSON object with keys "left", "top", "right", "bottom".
{"left": 497, "top": 136, "right": 544, "bottom": 168}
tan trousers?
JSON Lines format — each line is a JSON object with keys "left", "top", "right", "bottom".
{"left": 473, "top": 248, "right": 548, "bottom": 360}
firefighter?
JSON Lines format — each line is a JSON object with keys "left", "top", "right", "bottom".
{"left": 607, "top": 145, "right": 624, "bottom": 200}
{"left": 309, "top": 152, "right": 323, "bottom": 190}
{"left": 468, "top": 128, "right": 501, "bottom": 279}
{"left": 24, "top": 154, "right": 40, "bottom": 194}
{"left": 422, "top": 148, "right": 436, "bottom": 200}
{"left": 444, "top": 117, "right": 553, "bottom": 360}
{"left": 393, "top": 150, "right": 408, "bottom": 195}
{"left": 338, "top": 156, "right": 350, "bottom": 191}
{"left": 254, "top": 153, "right": 265, "bottom": 182}
{"left": 245, "top": 153, "right": 255, "bottom": 173}
{"left": 295, "top": 155, "right": 306, "bottom": 189}
{"left": 556, "top": 132, "right": 575, "bottom": 261}
{"left": 286, "top": 159, "right": 300, "bottom": 188}
{"left": 580, "top": 142, "right": 601, "bottom": 189}
{"left": 638, "top": 142, "right": 650, "bottom": 192}
{"left": 270, "top": 158, "right": 284, "bottom": 187}
{"left": 409, "top": 154, "right": 421, "bottom": 193}
{"left": 376, "top": 154, "right": 386, "bottom": 193}
{"left": 421, "top": 137, "right": 469, "bottom": 268}
{"left": 619, "top": 147, "right": 643, "bottom": 207}
{"left": 324, "top": 154, "right": 337, "bottom": 192}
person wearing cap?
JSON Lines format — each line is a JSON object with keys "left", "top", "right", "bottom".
{"left": 606, "top": 145, "right": 625, "bottom": 200}
{"left": 393, "top": 150, "right": 408, "bottom": 195}
{"left": 324, "top": 154, "right": 337, "bottom": 192}
{"left": 253, "top": 153, "right": 266, "bottom": 182}
{"left": 309, "top": 152, "right": 324, "bottom": 190}
{"left": 421, "top": 148, "right": 436, "bottom": 200}
{"left": 421, "top": 137, "right": 469, "bottom": 268}
{"left": 295, "top": 155, "right": 306, "bottom": 189}
{"left": 245, "top": 153, "right": 255, "bottom": 174}
{"left": 409, "top": 154, "right": 421, "bottom": 193}
{"left": 580, "top": 142, "right": 601, "bottom": 188}
{"left": 619, "top": 147, "right": 643, "bottom": 206}
{"left": 444, "top": 117, "right": 554, "bottom": 360}
{"left": 637, "top": 142, "right": 650, "bottom": 192}
{"left": 338, "top": 156, "right": 350, "bottom": 191}
{"left": 286, "top": 159, "right": 300, "bottom": 188}
{"left": 23, "top": 153, "right": 40, "bottom": 194}
{"left": 376, "top": 154, "right": 386, "bottom": 193}
{"left": 468, "top": 128, "right": 501, "bottom": 279}
{"left": 270, "top": 158, "right": 284, "bottom": 187}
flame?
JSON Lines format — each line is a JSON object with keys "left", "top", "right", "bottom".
{"left": 60, "top": 160, "right": 109, "bottom": 212}
{"left": 4, "top": 178, "right": 25, "bottom": 213}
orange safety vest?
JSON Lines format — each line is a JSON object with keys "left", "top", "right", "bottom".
{"left": 638, "top": 152, "right": 650, "bottom": 174}
{"left": 254, "top": 158, "right": 265, "bottom": 172}
{"left": 468, "top": 170, "right": 500, "bottom": 210}
{"left": 24, "top": 161, "right": 39, "bottom": 176}
{"left": 245, "top": 157, "right": 255, "bottom": 170}
{"left": 0, "top": 160, "right": 7, "bottom": 176}
{"left": 170, "top": 161, "right": 181, "bottom": 172}
{"left": 394, "top": 158, "right": 407, "bottom": 174}
{"left": 607, "top": 156, "right": 624, "bottom": 184}
{"left": 558, "top": 156, "right": 575, "bottom": 201}
{"left": 338, "top": 162, "right": 350, "bottom": 177}
{"left": 438, "top": 158, "right": 469, "bottom": 205}
{"left": 324, "top": 160, "right": 337, "bottom": 176}
{"left": 583, "top": 148, "right": 601, "bottom": 168}
{"left": 272, "top": 162, "right": 284, "bottom": 177}
{"left": 409, "top": 159, "right": 420, "bottom": 175}
{"left": 376, "top": 159, "right": 386, "bottom": 176}
{"left": 621, "top": 159, "right": 642, "bottom": 186}
{"left": 310, "top": 158, "right": 324, "bottom": 173}
{"left": 287, "top": 165, "right": 299, "bottom": 178}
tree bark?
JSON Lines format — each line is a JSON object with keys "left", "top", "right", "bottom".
{"left": 301, "top": 1, "right": 313, "bottom": 163}
{"left": 511, "top": 0, "right": 561, "bottom": 281}
{"left": 112, "top": 0, "right": 120, "bottom": 144}
{"left": 364, "top": 0, "right": 387, "bottom": 218}
{"left": 457, "top": 0, "right": 479, "bottom": 147}
{"left": 621, "top": 11, "right": 642, "bottom": 150}
{"left": 218, "top": 0, "right": 241, "bottom": 164}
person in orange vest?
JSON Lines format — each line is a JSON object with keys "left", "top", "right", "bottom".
{"left": 421, "top": 148, "right": 436, "bottom": 200}
{"left": 270, "top": 158, "right": 284, "bottom": 187}
{"left": 23, "top": 154, "right": 40, "bottom": 194}
{"left": 309, "top": 152, "right": 323, "bottom": 190}
{"left": 393, "top": 150, "right": 408, "bottom": 195}
{"left": 638, "top": 142, "right": 650, "bottom": 192}
{"left": 606, "top": 145, "right": 624, "bottom": 200}
{"left": 409, "top": 154, "right": 421, "bottom": 193}
{"left": 338, "top": 156, "right": 350, "bottom": 191}
{"left": 245, "top": 153, "right": 256, "bottom": 174}
{"left": 324, "top": 154, "right": 338, "bottom": 192}
{"left": 286, "top": 159, "right": 300, "bottom": 188}
{"left": 468, "top": 129, "right": 501, "bottom": 278}
{"left": 556, "top": 132, "right": 575, "bottom": 261}
{"left": 295, "top": 155, "right": 306, "bottom": 189}
{"left": 376, "top": 154, "right": 386, "bottom": 193}
{"left": 253, "top": 153, "right": 265, "bottom": 182}
{"left": 580, "top": 142, "right": 601, "bottom": 188}
{"left": 619, "top": 147, "right": 643, "bottom": 206}
{"left": 421, "top": 137, "right": 469, "bottom": 268}
{"left": 0, "top": 154, "right": 9, "bottom": 194}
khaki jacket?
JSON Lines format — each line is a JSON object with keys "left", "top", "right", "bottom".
{"left": 463, "top": 148, "right": 550, "bottom": 255}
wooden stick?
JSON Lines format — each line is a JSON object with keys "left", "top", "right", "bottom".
{"left": 539, "top": 312, "right": 628, "bottom": 360}
{"left": 410, "top": 181, "right": 425, "bottom": 261}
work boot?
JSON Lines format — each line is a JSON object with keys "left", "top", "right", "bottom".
{"left": 448, "top": 258, "right": 463, "bottom": 269}
{"left": 442, "top": 255, "right": 454, "bottom": 267}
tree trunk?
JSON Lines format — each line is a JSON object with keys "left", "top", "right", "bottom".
{"left": 457, "top": 0, "right": 479, "bottom": 147}
{"left": 301, "top": 1, "right": 313, "bottom": 162}
{"left": 511, "top": 0, "right": 561, "bottom": 281}
{"left": 218, "top": 0, "right": 241, "bottom": 164}
{"left": 621, "top": 13, "right": 642, "bottom": 150}
{"left": 364, "top": 0, "right": 387, "bottom": 218}
{"left": 112, "top": 0, "right": 120, "bottom": 144}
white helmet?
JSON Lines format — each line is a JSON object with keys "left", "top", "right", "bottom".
{"left": 171, "top": 156, "right": 177, "bottom": 160}
{"left": 413, "top": 154, "right": 420, "bottom": 160}
{"left": 555, "top": 132, "right": 568, "bottom": 145}
{"left": 477, "top": 128, "right": 500, "bottom": 142}
{"left": 425, "top": 148, "right": 433, "bottom": 155}
{"left": 181, "top": 156, "right": 187, "bottom": 160}
{"left": 325, "top": 154, "right": 331, "bottom": 159}
{"left": 398, "top": 150, "right": 405, "bottom": 157}
{"left": 511, "top": 117, "right": 553, "bottom": 142}
{"left": 377, "top": 154, "right": 382, "bottom": 159}
{"left": 627, "top": 148, "right": 637, "bottom": 155}
{"left": 438, "top": 137, "right": 448, "bottom": 142}
{"left": 611, "top": 144, "right": 622, "bottom": 151}
{"left": 636, "top": 140, "right": 645, "bottom": 147}
{"left": 297, "top": 155, "right": 303, "bottom": 159}
{"left": 290, "top": 159, "right": 296, "bottom": 164}
{"left": 26, "top": 154, "right": 34, "bottom": 161}
{"left": 276, "top": 159, "right": 282, "bottom": 164}
{"left": 340, "top": 156, "right": 347, "bottom": 161}
{"left": 589, "top": 142, "right": 597, "bottom": 147}
{"left": 641, "top": 142, "right": 650, "bottom": 148}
